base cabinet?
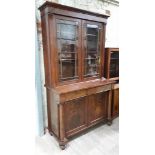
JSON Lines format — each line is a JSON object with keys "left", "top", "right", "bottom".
{"left": 64, "top": 93, "right": 108, "bottom": 138}
{"left": 47, "top": 81, "right": 114, "bottom": 149}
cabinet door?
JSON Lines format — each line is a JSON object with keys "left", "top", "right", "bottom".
{"left": 64, "top": 97, "right": 87, "bottom": 136}
{"left": 88, "top": 92, "right": 107, "bottom": 125}
{"left": 82, "top": 21, "right": 103, "bottom": 79}
{"left": 55, "top": 16, "right": 81, "bottom": 83}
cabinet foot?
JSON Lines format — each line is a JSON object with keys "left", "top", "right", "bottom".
{"left": 59, "top": 144, "right": 67, "bottom": 150}
{"left": 59, "top": 138, "right": 68, "bottom": 150}
{"left": 49, "top": 132, "right": 53, "bottom": 136}
{"left": 107, "top": 120, "right": 112, "bottom": 126}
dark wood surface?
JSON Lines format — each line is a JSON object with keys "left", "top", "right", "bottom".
{"left": 39, "top": 1, "right": 118, "bottom": 150}
{"left": 112, "top": 84, "right": 119, "bottom": 119}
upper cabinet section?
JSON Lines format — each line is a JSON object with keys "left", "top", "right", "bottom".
{"left": 39, "top": 2, "right": 110, "bottom": 87}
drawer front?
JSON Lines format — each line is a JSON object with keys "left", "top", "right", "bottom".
{"left": 62, "top": 90, "right": 86, "bottom": 102}
{"left": 64, "top": 97, "right": 87, "bottom": 136}
{"left": 61, "top": 84, "right": 111, "bottom": 102}
{"left": 88, "top": 84, "right": 111, "bottom": 95}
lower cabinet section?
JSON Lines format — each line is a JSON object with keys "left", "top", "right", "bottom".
{"left": 46, "top": 82, "right": 114, "bottom": 149}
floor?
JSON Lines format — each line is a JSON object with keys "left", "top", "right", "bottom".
{"left": 35, "top": 118, "right": 119, "bottom": 155}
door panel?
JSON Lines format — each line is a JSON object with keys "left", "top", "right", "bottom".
{"left": 55, "top": 16, "right": 82, "bottom": 83}
{"left": 88, "top": 92, "right": 107, "bottom": 124}
{"left": 64, "top": 97, "right": 87, "bottom": 134}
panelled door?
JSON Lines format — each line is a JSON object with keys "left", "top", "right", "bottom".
{"left": 64, "top": 97, "right": 87, "bottom": 137}
{"left": 88, "top": 92, "right": 108, "bottom": 125}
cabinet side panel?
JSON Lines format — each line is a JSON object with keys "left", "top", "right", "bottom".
{"left": 41, "top": 15, "right": 51, "bottom": 87}
{"left": 46, "top": 89, "right": 59, "bottom": 136}
{"left": 112, "top": 88, "right": 119, "bottom": 118}
{"left": 50, "top": 89, "right": 59, "bottom": 136}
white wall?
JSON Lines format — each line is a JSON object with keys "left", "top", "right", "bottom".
{"left": 58, "top": 0, "right": 119, "bottom": 47}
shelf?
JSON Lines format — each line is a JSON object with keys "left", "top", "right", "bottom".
{"left": 57, "top": 22, "right": 78, "bottom": 26}
{"left": 109, "top": 77, "right": 119, "bottom": 82}
{"left": 86, "top": 64, "right": 98, "bottom": 68}
{"left": 86, "top": 50, "right": 98, "bottom": 52}
{"left": 59, "top": 76, "right": 79, "bottom": 81}
{"left": 86, "top": 34, "right": 97, "bottom": 37}
{"left": 111, "top": 58, "right": 119, "bottom": 60}
{"left": 57, "top": 37, "right": 77, "bottom": 41}
{"left": 58, "top": 52, "right": 77, "bottom": 54}
{"left": 57, "top": 31, "right": 76, "bottom": 35}
{"left": 84, "top": 73, "right": 99, "bottom": 77}
{"left": 59, "top": 59, "right": 76, "bottom": 61}
{"left": 85, "top": 58, "right": 98, "bottom": 60}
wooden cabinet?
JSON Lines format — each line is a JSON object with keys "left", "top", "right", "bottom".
{"left": 39, "top": 2, "right": 114, "bottom": 149}
{"left": 105, "top": 48, "right": 119, "bottom": 81}
{"left": 104, "top": 48, "right": 119, "bottom": 119}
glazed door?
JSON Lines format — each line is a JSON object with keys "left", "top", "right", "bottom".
{"left": 55, "top": 16, "right": 82, "bottom": 83}
{"left": 82, "top": 20, "right": 103, "bottom": 80}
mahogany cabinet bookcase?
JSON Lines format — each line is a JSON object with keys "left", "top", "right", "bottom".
{"left": 104, "top": 48, "right": 119, "bottom": 119}
{"left": 39, "top": 1, "right": 115, "bottom": 149}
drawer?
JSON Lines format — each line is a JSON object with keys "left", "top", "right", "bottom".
{"left": 62, "top": 89, "right": 87, "bottom": 102}
{"left": 60, "top": 84, "right": 112, "bottom": 102}
{"left": 87, "top": 84, "right": 111, "bottom": 95}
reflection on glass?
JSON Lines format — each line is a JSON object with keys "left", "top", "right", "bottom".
{"left": 84, "top": 24, "right": 100, "bottom": 77}
{"left": 110, "top": 52, "right": 119, "bottom": 78}
{"left": 57, "top": 20, "right": 79, "bottom": 81}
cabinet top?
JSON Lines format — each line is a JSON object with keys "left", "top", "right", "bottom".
{"left": 38, "top": 1, "right": 110, "bottom": 19}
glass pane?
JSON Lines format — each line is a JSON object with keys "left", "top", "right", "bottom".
{"left": 59, "top": 60, "right": 78, "bottom": 81}
{"left": 84, "top": 59, "right": 99, "bottom": 76}
{"left": 110, "top": 52, "right": 119, "bottom": 78}
{"left": 57, "top": 19, "right": 79, "bottom": 81}
{"left": 84, "top": 24, "right": 100, "bottom": 77}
